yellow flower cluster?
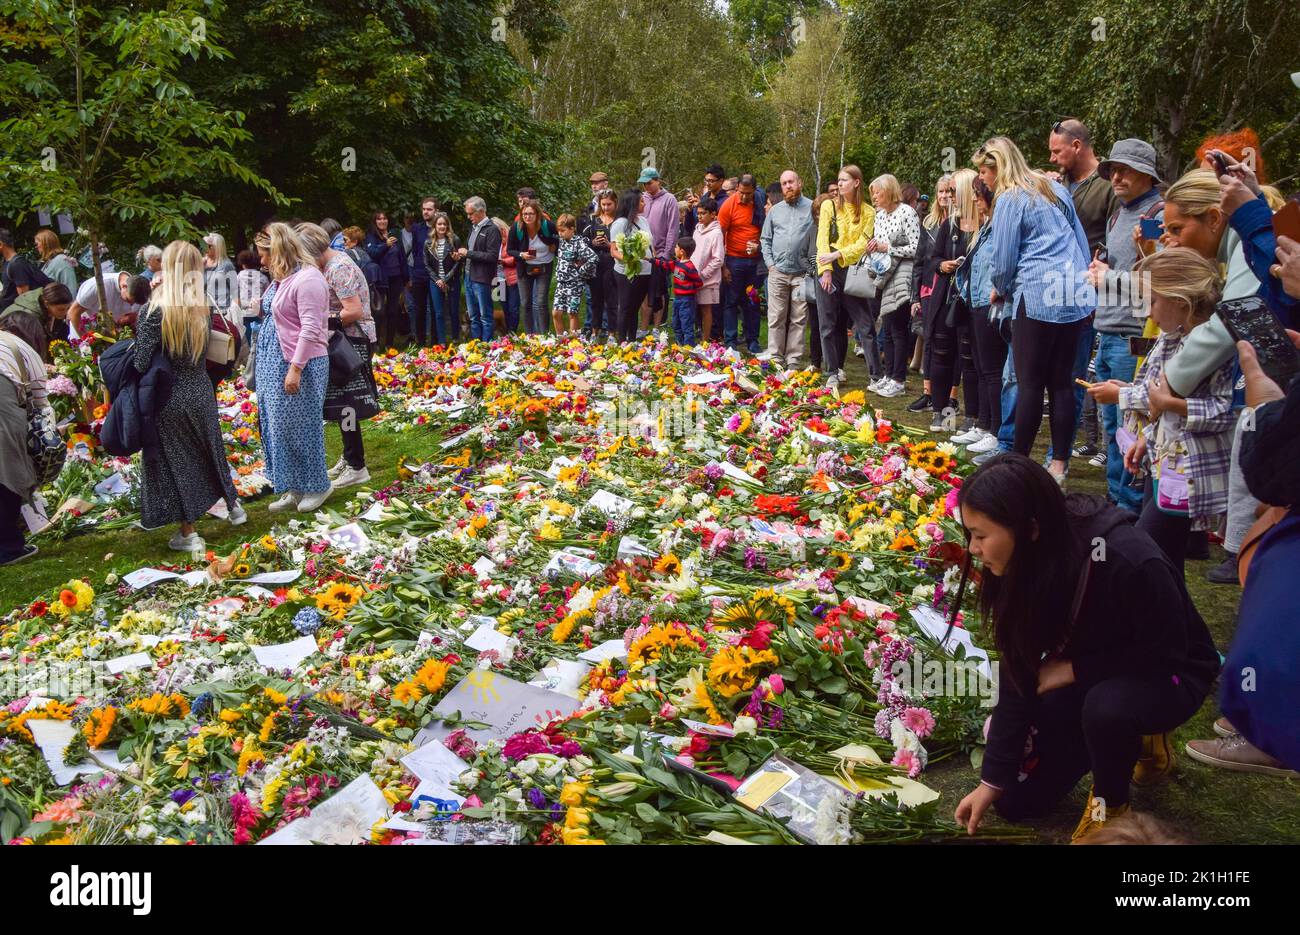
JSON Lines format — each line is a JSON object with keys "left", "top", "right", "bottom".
{"left": 127, "top": 693, "right": 190, "bottom": 718}
{"left": 707, "top": 644, "right": 779, "bottom": 698}
{"left": 82, "top": 706, "right": 117, "bottom": 749}
{"left": 392, "top": 657, "right": 451, "bottom": 704}
{"left": 626, "top": 623, "right": 706, "bottom": 672}
{"left": 51, "top": 579, "right": 94, "bottom": 617}
{"left": 315, "top": 582, "right": 364, "bottom": 620}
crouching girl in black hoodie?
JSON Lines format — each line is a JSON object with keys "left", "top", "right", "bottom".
{"left": 953, "top": 452, "right": 1220, "bottom": 842}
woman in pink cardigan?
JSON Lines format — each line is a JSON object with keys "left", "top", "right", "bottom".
{"left": 253, "top": 222, "right": 333, "bottom": 513}
{"left": 690, "top": 195, "right": 725, "bottom": 344}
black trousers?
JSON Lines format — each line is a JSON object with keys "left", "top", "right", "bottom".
{"left": 616, "top": 273, "right": 649, "bottom": 342}
{"left": 969, "top": 305, "right": 1008, "bottom": 433}
{"left": 0, "top": 484, "right": 25, "bottom": 561}
{"left": 816, "top": 267, "right": 871, "bottom": 375}
{"left": 408, "top": 279, "right": 432, "bottom": 346}
{"left": 1138, "top": 476, "right": 1191, "bottom": 579}
{"left": 881, "top": 305, "right": 912, "bottom": 383}
{"left": 1012, "top": 304, "right": 1089, "bottom": 458}
{"left": 806, "top": 283, "right": 822, "bottom": 369}
{"left": 995, "top": 676, "right": 1205, "bottom": 820}
{"left": 377, "top": 281, "right": 405, "bottom": 350}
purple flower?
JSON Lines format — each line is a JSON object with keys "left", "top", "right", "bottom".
{"left": 171, "top": 789, "right": 196, "bottom": 805}
{"left": 526, "top": 787, "right": 547, "bottom": 809}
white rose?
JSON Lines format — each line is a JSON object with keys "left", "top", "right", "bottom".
{"left": 732, "top": 715, "right": 758, "bottom": 736}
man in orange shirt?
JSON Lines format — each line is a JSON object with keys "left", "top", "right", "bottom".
{"left": 718, "top": 174, "right": 765, "bottom": 352}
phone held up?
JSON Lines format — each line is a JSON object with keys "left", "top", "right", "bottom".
{"left": 1139, "top": 217, "right": 1165, "bottom": 241}
{"left": 1217, "top": 296, "right": 1300, "bottom": 390}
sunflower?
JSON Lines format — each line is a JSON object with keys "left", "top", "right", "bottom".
{"left": 830, "top": 550, "right": 854, "bottom": 572}
{"left": 653, "top": 553, "right": 682, "bottom": 576}
{"left": 82, "top": 707, "right": 117, "bottom": 749}
{"left": 258, "top": 535, "right": 278, "bottom": 552}
{"left": 316, "top": 582, "right": 364, "bottom": 619}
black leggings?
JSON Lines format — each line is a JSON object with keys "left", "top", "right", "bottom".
{"left": 616, "top": 273, "right": 649, "bottom": 342}
{"left": 0, "top": 484, "right": 25, "bottom": 561}
{"left": 1012, "top": 305, "right": 1089, "bottom": 459}
{"left": 968, "top": 306, "right": 1007, "bottom": 432}
{"left": 995, "top": 677, "right": 1205, "bottom": 820}
{"left": 881, "top": 305, "right": 911, "bottom": 383}
{"left": 1138, "top": 476, "right": 1190, "bottom": 579}
{"left": 929, "top": 321, "right": 979, "bottom": 419}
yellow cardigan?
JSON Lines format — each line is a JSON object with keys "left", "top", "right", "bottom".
{"left": 816, "top": 199, "right": 875, "bottom": 275}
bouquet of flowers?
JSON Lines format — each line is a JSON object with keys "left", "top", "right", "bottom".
{"left": 616, "top": 229, "right": 653, "bottom": 280}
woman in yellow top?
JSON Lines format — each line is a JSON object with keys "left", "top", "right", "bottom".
{"left": 816, "top": 165, "right": 875, "bottom": 389}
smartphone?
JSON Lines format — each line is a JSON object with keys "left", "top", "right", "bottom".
{"left": 1139, "top": 217, "right": 1164, "bottom": 240}
{"left": 1217, "top": 296, "right": 1300, "bottom": 389}
{"left": 1273, "top": 199, "right": 1300, "bottom": 244}
{"left": 1209, "top": 150, "right": 1230, "bottom": 178}
{"left": 1128, "top": 336, "right": 1157, "bottom": 357}
{"left": 952, "top": 255, "right": 967, "bottom": 270}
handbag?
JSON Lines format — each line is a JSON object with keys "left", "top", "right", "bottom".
{"left": 844, "top": 255, "right": 878, "bottom": 298}
{"left": 0, "top": 332, "right": 65, "bottom": 486}
{"left": 1154, "top": 450, "right": 1191, "bottom": 516}
{"left": 327, "top": 326, "right": 364, "bottom": 386}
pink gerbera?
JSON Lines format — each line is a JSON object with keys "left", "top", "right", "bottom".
{"left": 901, "top": 706, "right": 935, "bottom": 738}
{"left": 891, "top": 747, "right": 922, "bottom": 779}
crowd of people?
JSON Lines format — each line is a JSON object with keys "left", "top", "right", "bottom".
{"left": 1, "top": 116, "right": 1298, "bottom": 843}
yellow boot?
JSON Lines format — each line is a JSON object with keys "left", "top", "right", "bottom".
{"left": 1133, "top": 733, "right": 1175, "bottom": 786}
{"left": 1072, "top": 789, "right": 1130, "bottom": 842}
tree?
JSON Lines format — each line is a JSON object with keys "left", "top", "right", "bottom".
{"left": 512, "top": 0, "right": 772, "bottom": 203}
{"left": 842, "top": 0, "right": 1300, "bottom": 189}
{"left": 0, "top": 0, "right": 284, "bottom": 327}
{"left": 760, "top": 10, "right": 862, "bottom": 191}
{"left": 189, "top": 0, "right": 570, "bottom": 240}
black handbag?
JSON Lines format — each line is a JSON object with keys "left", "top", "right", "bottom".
{"left": 327, "top": 326, "right": 364, "bottom": 386}
{"left": 942, "top": 226, "right": 977, "bottom": 328}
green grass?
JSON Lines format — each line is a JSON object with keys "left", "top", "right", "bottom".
{"left": 3, "top": 329, "right": 1295, "bottom": 844}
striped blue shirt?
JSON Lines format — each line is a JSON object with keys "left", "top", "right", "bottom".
{"left": 987, "top": 180, "right": 1095, "bottom": 323}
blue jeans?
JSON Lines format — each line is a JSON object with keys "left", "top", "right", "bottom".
{"left": 517, "top": 265, "right": 552, "bottom": 334}
{"left": 998, "top": 348, "right": 1017, "bottom": 451}
{"left": 672, "top": 295, "right": 697, "bottom": 346}
{"left": 723, "top": 256, "right": 761, "bottom": 351}
{"left": 500, "top": 279, "right": 521, "bottom": 334}
{"left": 429, "top": 278, "right": 460, "bottom": 345}
{"left": 465, "top": 279, "right": 494, "bottom": 342}
{"left": 1094, "top": 332, "right": 1142, "bottom": 510}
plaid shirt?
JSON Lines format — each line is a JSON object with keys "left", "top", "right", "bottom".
{"left": 1118, "top": 330, "right": 1237, "bottom": 529}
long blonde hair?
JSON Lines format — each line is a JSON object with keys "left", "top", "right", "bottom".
{"left": 1134, "top": 246, "right": 1222, "bottom": 326}
{"left": 154, "top": 241, "right": 211, "bottom": 365}
{"left": 1163, "top": 170, "right": 1223, "bottom": 219}
{"left": 950, "top": 168, "right": 982, "bottom": 228}
{"left": 34, "top": 229, "right": 63, "bottom": 261}
{"left": 261, "top": 222, "right": 313, "bottom": 281}
{"left": 836, "top": 165, "right": 866, "bottom": 221}
{"left": 924, "top": 174, "right": 952, "bottom": 229}
{"left": 972, "top": 136, "right": 1056, "bottom": 202}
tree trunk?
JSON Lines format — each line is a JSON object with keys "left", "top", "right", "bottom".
{"left": 88, "top": 225, "right": 115, "bottom": 337}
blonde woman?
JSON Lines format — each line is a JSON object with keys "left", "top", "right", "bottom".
{"left": 296, "top": 222, "right": 376, "bottom": 490}
{"left": 867, "top": 173, "right": 921, "bottom": 398}
{"left": 253, "top": 223, "right": 332, "bottom": 513}
{"left": 34, "top": 229, "right": 78, "bottom": 291}
{"left": 815, "top": 164, "right": 876, "bottom": 390}
{"left": 132, "top": 241, "right": 245, "bottom": 549}
{"left": 1087, "top": 248, "right": 1235, "bottom": 576}
{"left": 202, "top": 232, "right": 236, "bottom": 310}
{"left": 925, "top": 168, "right": 983, "bottom": 432}
{"left": 977, "top": 136, "right": 1093, "bottom": 482}
{"left": 908, "top": 174, "right": 954, "bottom": 412}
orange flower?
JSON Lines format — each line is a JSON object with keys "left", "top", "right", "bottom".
{"left": 59, "top": 589, "right": 78, "bottom": 608}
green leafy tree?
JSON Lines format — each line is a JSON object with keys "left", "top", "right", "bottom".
{"left": 0, "top": 0, "right": 284, "bottom": 327}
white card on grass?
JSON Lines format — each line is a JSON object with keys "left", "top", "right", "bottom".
{"left": 250, "top": 635, "right": 319, "bottom": 670}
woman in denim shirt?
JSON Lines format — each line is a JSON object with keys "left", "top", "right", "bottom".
{"left": 978, "top": 136, "right": 1095, "bottom": 483}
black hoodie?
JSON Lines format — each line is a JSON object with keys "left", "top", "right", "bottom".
{"left": 980, "top": 504, "right": 1220, "bottom": 790}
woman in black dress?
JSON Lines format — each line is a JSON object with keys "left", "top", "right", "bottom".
{"left": 133, "top": 241, "right": 245, "bottom": 550}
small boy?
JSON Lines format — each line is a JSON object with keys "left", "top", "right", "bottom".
{"left": 652, "top": 237, "right": 703, "bottom": 346}
{"left": 551, "top": 214, "right": 596, "bottom": 335}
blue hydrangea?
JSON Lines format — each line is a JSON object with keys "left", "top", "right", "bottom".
{"left": 292, "top": 607, "right": 323, "bottom": 635}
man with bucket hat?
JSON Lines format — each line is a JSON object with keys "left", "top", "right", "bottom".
{"left": 1085, "top": 137, "right": 1166, "bottom": 512}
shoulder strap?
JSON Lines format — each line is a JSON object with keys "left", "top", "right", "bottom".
{"left": 0, "top": 331, "right": 33, "bottom": 386}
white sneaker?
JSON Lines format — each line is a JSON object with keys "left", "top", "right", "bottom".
{"left": 967, "top": 433, "right": 999, "bottom": 454}
{"left": 334, "top": 466, "right": 371, "bottom": 489}
{"left": 296, "top": 486, "right": 334, "bottom": 513}
{"left": 327, "top": 457, "right": 348, "bottom": 480}
{"left": 951, "top": 426, "right": 983, "bottom": 445}
{"left": 825, "top": 374, "right": 841, "bottom": 390}
{"left": 268, "top": 492, "right": 299, "bottom": 513}
{"left": 867, "top": 377, "right": 886, "bottom": 394}
{"left": 169, "top": 531, "right": 203, "bottom": 552}
{"left": 854, "top": 346, "right": 866, "bottom": 358}
{"left": 836, "top": 368, "right": 846, "bottom": 382}
{"left": 228, "top": 502, "right": 248, "bottom": 526}
{"left": 877, "top": 379, "right": 905, "bottom": 398}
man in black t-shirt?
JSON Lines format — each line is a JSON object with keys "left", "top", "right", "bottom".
{"left": 0, "top": 229, "right": 52, "bottom": 312}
